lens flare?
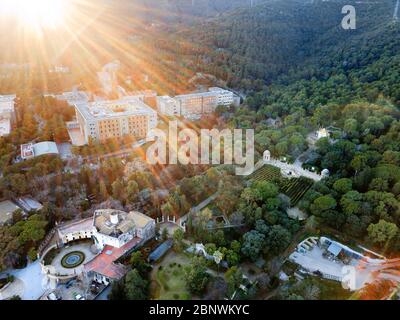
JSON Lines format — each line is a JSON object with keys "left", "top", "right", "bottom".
{"left": 1, "top": 0, "right": 67, "bottom": 29}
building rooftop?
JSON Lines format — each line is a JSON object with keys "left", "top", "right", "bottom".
{"left": 0, "top": 118, "right": 11, "bottom": 136}
{"left": 157, "top": 95, "right": 176, "bottom": 102}
{"left": 127, "top": 211, "right": 154, "bottom": 229}
{"left": 129, "top": 90, "right": 157, "bottom": 97}
{"left": 0, "top": 94, "right": 16, "bottom": 137}
{"left": 75, "top": 97, "right": 156, "bottom": 121}
{"left": 148, "top": 239, "right": 173, "bottom": 263}
{"left": 0, "top": 200, "right": 21, "bottom": 225}
{"left": 94, "top": 209, "right": 133, "bottom": 237}
{"left": 16, "top": 197, "right": 43, "bottom": 212}
{"left": 56, "top": 91, "right": 89, "bottom": 105}
{"left": 94, "top": 209, "right": 154, "bottom": 238}
{"left": 84, "top": 237, "right": 141, "bottom": 280}
{"left": 208, "top": 87, "right": 229, "bottom": 92}
{"left": 58, "top": 217, "right": 94, "bottom": 236}
{"left": 0, "top": 94, "right": 16, "bottom": 104}
{"left": 21, "top": 141, "right": 59, "bottom": 159}
{"left": 175, "top": 91, "right": 218, "bottom": 99}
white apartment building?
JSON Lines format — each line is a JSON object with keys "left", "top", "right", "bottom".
{"left": 156, "top": 96, "right": 181, "bottom": 116}
{"left": 208, "top": 87, "right": 237, "bottom": 106}
{"left": 0, "top": 94, "right": 16, "bottom": 137}
{"left": 74, "top": 96, "right": 157, "bottom": 144}
{"left": 171, "top": 87, "right": 240, "bottom": 119}
{"left": 175, "top": 91, "right": 218, "bottom": 119}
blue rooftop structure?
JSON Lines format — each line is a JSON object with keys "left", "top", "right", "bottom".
{"left": 148, "top": 239, "right": 173, "bottom": 263}
{"left": 327, "top": 242, "right": 342, "bottom": 257}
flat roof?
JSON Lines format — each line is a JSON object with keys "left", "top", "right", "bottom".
{"left": 94, "top": 209, "right": 135, "bottom": 237}
{"left": 56, "top": 91, "right": 89, "bottom": 103}
{"left": 35, "top": 141, "right": 59, "bottom": 156}
{"left": 127, "top": 211, "right": 154, "bottom": 229}
{"left": 0, "top": 118, "right": 11, "bottom": 136}
{"left": 0, "top": 94, "right": 16, "bottom": 103}
{"left": 21, "top": 141, "right": 59, "bottom": 159}
{"left": 94, "top": 209, "right": 154, "bottom": 237}
{"left": 208, "top": 87, "right": 230, "bottom": 92}
{"left": 0, "top": 200, "right": 21, "bottom": 224}
{"left": 75, "top": 97, "right": 156, "bottom": 121}
{"left": 157, "top": 96, "right": 176, "bottom": 102}
{"left": 328, "top": 243, "right": 342, "bottom": 257}
{"left": 129, "top": 90, "right": 157, "bottom": 96}
{"left": 58, "top": 218, "right": 94, "bottom": 236}
{"left": 175, "top": 91, "right": 218, "bottom": 99}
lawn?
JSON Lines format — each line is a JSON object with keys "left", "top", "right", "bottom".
{"left": 150, "top": 252, "right": 192, "bottom": 300}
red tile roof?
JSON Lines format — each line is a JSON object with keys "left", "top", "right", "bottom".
{"left": 84, "top": 237, "right": 141, "bottom": 280}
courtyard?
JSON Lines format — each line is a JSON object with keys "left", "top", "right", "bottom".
{"left": 44, "top": 240, "right": 98, "bottom": 277}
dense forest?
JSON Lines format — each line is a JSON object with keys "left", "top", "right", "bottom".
{"left": 2, "top": 0, "right": 400, "bottom": 299}
{"left": 175, "top": 0, "right": 400, "bottom": 253}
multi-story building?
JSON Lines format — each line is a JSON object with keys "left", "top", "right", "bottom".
{"left": 208, "top": 87, "right": 239, "bottom": 107}
{"left": 173, "top": 87, "right": 240, "bottom": 119}
{"left": 74, "top": 97, "right": 157, "bottom": 144}
{"left": 92, "top": 209, "right": 155, "bottom": 250}
{"left": 175, "top": 92, "right": 218, "bottom": 119}
{"left": 156, "top": 96, "right": 181, "bottom": 116}
{"left": 0, "top": 94, "right": 16, "bottom": 137}
{"left": 127, "top": 90, "right": 157, "bottom": 108}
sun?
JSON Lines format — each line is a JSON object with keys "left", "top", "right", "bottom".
{"left": 1, "top": 0, "right": 67, "bottom": 29}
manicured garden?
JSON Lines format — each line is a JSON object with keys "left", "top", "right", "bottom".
{"left": 248, "top": 165, "right": 281, "bottom": 182}
{"left": 150, "top": 252, "right": 192, "bottom": 300}
{"left": 280, "top": 177, "right": 314, "bottom": 206}
{"left": 61, "top": 251, "right": 86, "bottom": 268}
{"left": 248, "top": 165, "right": 313, "bottom": 207}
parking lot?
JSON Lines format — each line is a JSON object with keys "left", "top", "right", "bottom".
{"left": 43, "top": 278, "right": 107, "bottom": 300}
{"left": 289, "top": 241, "right": 372, "bottom": 290}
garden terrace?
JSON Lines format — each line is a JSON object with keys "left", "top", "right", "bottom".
{"left": 248, "top": 165, "right": 282, "bottom": 183}
{"left": 280, "top": 177, "right": 314, "bottom": 207}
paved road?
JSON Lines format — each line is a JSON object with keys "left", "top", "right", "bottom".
{"left": 0, "top": 261, "right": 48, "bottom": 300}
{"left": 190, "top": 193, "right": 218, "bottom": 214}
{"left": 264, "top": 159, "right": 322, "bottom": 181}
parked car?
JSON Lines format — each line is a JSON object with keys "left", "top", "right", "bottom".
{"left": 47, "top": 292, "right": 61, "bottom": 300}
{"left": 73, "top": 293, "right": 85, "bottom": 300}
